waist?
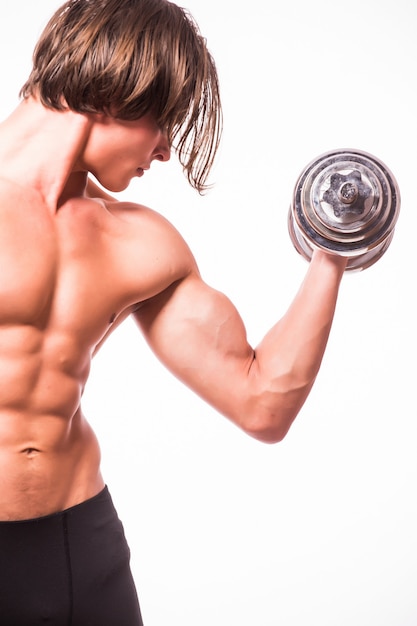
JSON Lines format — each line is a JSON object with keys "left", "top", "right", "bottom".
{"left": 0, "top": 415, "right": 104, "bottom": 520}
{"left": 0, "top": 485, "right": 111, "bottom": 526}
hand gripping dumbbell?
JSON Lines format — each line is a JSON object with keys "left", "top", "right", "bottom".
{"left": 288, "top": 149, "right": 400, "bottom": 271}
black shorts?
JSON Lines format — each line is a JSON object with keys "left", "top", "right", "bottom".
{"left": 0, "top": 486, "right": 144, "bottom": 625}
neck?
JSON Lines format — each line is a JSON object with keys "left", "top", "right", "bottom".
{"left": 0, "top": 97, "right": 94, "bottom": 210}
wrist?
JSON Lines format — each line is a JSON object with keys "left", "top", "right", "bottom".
{"left": 311, "top": 249, "right": 348, "bottom": 275}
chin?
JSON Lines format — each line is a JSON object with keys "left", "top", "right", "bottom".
{"left": 101, "top": 179, "right": 131, "bottom": 193}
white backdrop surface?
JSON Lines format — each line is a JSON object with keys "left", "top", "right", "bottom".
{"left": 1, "top": 1, "right": 416, "bottom": 625}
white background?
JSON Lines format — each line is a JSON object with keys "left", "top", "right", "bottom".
{"left": 1, "top": 1, "right": 416, "bottom": 624}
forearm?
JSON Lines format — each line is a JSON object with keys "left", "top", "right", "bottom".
{"left": 244, "top": 250, "right": 347, "bottom": 442}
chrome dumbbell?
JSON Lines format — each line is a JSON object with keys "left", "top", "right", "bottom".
{"left": 288, "top": 149, "right": 400, "bottom": 271}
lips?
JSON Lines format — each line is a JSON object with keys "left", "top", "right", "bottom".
{"left": 136, "top": 166, "right": 150, "bottom": 177}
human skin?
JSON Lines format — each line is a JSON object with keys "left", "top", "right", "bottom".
{"left": 0, "top": 97, "right": 347, "bottom": 521}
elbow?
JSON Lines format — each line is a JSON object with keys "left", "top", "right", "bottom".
{"left": 229, "top": 364, "right": 315, "bottom": 443}
{"left": 250, "top": 429, "right": 289, "bottom": 445}
{"left": 237, "top": 383, "right": 310, "bottom": 444}
{"left": 240, "top": 408, "right": 297, "bottom": 444}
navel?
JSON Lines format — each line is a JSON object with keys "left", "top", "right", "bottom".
{"left": 21, "top": 447, "right": 41, "bottom": 457}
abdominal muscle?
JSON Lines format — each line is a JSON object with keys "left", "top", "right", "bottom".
{"left": 0, "top": 411, "right": 104, "bottom": 521}
{"left": 0, "top": 326, "right": 105, "bottom": 521}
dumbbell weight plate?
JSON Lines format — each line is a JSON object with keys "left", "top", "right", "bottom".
{"left": 288, "top": 149, "right": 400, "bottom": 271}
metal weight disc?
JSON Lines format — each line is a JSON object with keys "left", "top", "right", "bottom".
{"left": 288, "top": 149, "right": 401, "bottom": 270}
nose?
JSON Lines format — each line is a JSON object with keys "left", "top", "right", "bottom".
{"left": 153, "top": 131, "right": 171, "bottom": 163}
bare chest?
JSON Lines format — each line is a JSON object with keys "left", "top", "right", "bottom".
{"left": 0, "top": 200, "right": 113, "bottom": 334}
{"left": 0, "top": 191, "right": 187, "bottom": 340}
{"left": 0, "top": 202, "right": 57, "bottom": 323}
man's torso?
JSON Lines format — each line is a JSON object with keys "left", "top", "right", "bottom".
{"left": 0, "top": 175, "right": 192, "bottom": 520}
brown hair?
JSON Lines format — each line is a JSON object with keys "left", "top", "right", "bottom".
{"left": 20, "top": 0, "right": 222, "bottom": 192}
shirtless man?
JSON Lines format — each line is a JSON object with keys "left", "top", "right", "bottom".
{"left": 0, "top": 0, "right": 347, "bottom": 623}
